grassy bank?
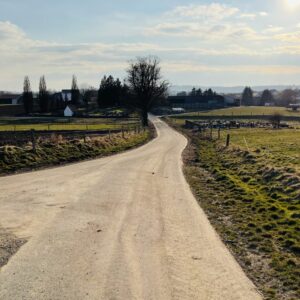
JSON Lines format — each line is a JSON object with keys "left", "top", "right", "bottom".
{"left": 165, "top": 118, "right": 300, "bottom": 300}
{"left": 0, "top": 128, "right": 153, "bottom": 176}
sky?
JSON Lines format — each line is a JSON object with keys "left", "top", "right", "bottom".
{"left": 1, "top": 0, "right": 300, "bottom": 91}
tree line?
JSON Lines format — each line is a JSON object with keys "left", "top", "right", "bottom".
{"left": 22, "top": 57, "right": 168, "bottom": 126}
{"left": 242, "top": 87, "right": 299, "bottom": 107}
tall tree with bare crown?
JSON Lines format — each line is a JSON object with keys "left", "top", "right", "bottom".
{"left": 126, "top": 57, "right": 168, "bottom": 126}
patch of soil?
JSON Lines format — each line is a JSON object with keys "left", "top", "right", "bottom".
{"left": 0, "top": 227, "right": 27, "bottom": 268}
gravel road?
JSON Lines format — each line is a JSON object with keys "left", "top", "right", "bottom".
{"left": 0, "top": 116, "right": 262, "bottom": 299}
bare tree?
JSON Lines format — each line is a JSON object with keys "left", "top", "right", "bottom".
{"left": 23, "top": 76, "right": 33, "bottom": 114}
{"left": 126, "top": 56, "right": 168, "bottom": 126}
{"left": 277, "top": 89, "right": 297, "bottom": 107}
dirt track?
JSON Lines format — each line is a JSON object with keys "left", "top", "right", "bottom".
{"left": 0, "top": 116, "right": 262, "bottom": 299}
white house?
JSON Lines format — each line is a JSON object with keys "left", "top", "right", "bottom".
{"left": 172, "top": 107, "right": 185, "bottom": 113}
{"left": 64, "top": 105, "right": 75, "bottom": 117}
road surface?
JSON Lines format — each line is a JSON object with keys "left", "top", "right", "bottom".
{"left": 0, "top": 117, "right": 261, "bottom": 299}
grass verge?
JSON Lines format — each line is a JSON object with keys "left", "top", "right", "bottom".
{"left": 164, "top": 117, "right": 300, "bottom": 300}
{"left": 0, "top": 126, "right": 154, "bottom": 176}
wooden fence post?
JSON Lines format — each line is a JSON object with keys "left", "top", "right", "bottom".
{"left": 108, "top": 130, "right": 111, "bottom": 139}
{"left": 218, "top": 128, "right": 221, "bottom": 140}
{"left": 31, "top": 129, "right": 36, "bottom": 152}
{"left": 122, "top": 126, "right": 124, "bottom": 138}
{"left": 226, "top": 134, "right": 230, "bottom": 147}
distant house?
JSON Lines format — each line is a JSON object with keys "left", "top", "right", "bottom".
{"left": 61, "top": 90, "right": 72, "bottom": 102}
{"left": 61, "top": 89, "right": 83, "bottom": 104}
{"left": 0, "top": 93, "right": 21, "bottom": 105}
{"left": 224, "top": 96, "right": 240, "bottom": 107}
{"left": 64, "top": 105, "right": 76, "bottom": 117}
{"left": 49, "top": 89, "right": 81, "bottom": 112}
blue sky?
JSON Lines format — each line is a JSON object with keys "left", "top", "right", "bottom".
{"left": 1, "top": 0, "right": 300, "bottom": 91}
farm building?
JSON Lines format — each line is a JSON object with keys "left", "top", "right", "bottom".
{"left": 61, "top": 90, "right": 72, "bottom": 102}
{"left": 0, "top": 93, "right": 21, "bottom": 105}
{"left": 64, "top": 105, "right": 76, "bottom": 117}
{"left": 223, "top": 95, "right": 241, "bottom": 107}
{"left": 168, "top": 95, "right": 225, "bottom": 109}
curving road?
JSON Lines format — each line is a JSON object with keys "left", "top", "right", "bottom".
{"left": 0, "top": 116, "right": 261, "bottom": 300}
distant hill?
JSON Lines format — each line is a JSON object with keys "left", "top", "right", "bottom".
{"left": 170, "top": 85, "right": 300, "bottom": 95}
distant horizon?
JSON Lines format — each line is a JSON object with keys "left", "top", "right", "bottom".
{"left": 2, "top": 83, "right": 300, "bottom": 95}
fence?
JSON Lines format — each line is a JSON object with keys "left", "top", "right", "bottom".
{"left": 184, "top": 119, "right": 291, "bottom": 147}
{"left": 0, "top": 124, "right": 145, "bottom": 147}
{"left": 0, "top": 117, "right": 141, "bottom": 132}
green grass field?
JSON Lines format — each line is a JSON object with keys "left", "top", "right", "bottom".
{"left": 178, "top": 106, "right": 300, "bottom": 118}
{"left": 0, "top": 117, "right": 140, "bottom": 132}
{"left": 219, "top": 128, "right": 300, "bottom": 169}
{"left": 167, "top": 119, "right": 300, "bottom": 300}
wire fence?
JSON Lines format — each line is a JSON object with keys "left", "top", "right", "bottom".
{"left": 0, "top": 123, "right": 145, "bottom": 147}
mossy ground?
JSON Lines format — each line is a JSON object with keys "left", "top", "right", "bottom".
{"left": 167, "top": 118, "right": 300, "bottom": 300}
{"left": 0, "top": 129, "right": 152, "bottom": 176}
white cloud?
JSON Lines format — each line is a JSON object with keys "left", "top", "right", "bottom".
{"left": 0, "top": 21, "right": 173, "bottom": 90}
{"left": 259, "top": 12, "right": 268, "bottom": 17}
{"left": 275, "top": 30, "right": 300, "bottom": 42}
{"left": 164, "top": 62, "right": 300, "bottom": 75}
{"left": 238, "top": 13, "right": 257, "bottom": 20}
{"left": 146, "top": 3, "right": 269, "bottom": 42}
{"left": 0, "top": 21, "right": 26, "bottom": 41}
{"left": 1, "top": 10, "right": 300, "bottom": 91}
{"left": 147, "top": 20, "right": 263, "bottom": 41}
{"left": 264, "top": 25, "right": 284, "bottom": 33}
{"left": 167, "top": 3, "right": 239, "bottom": 21}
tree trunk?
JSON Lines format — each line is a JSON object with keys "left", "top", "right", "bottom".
{"left": 142, "top": 109, "right": 148, "bottom": 127}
